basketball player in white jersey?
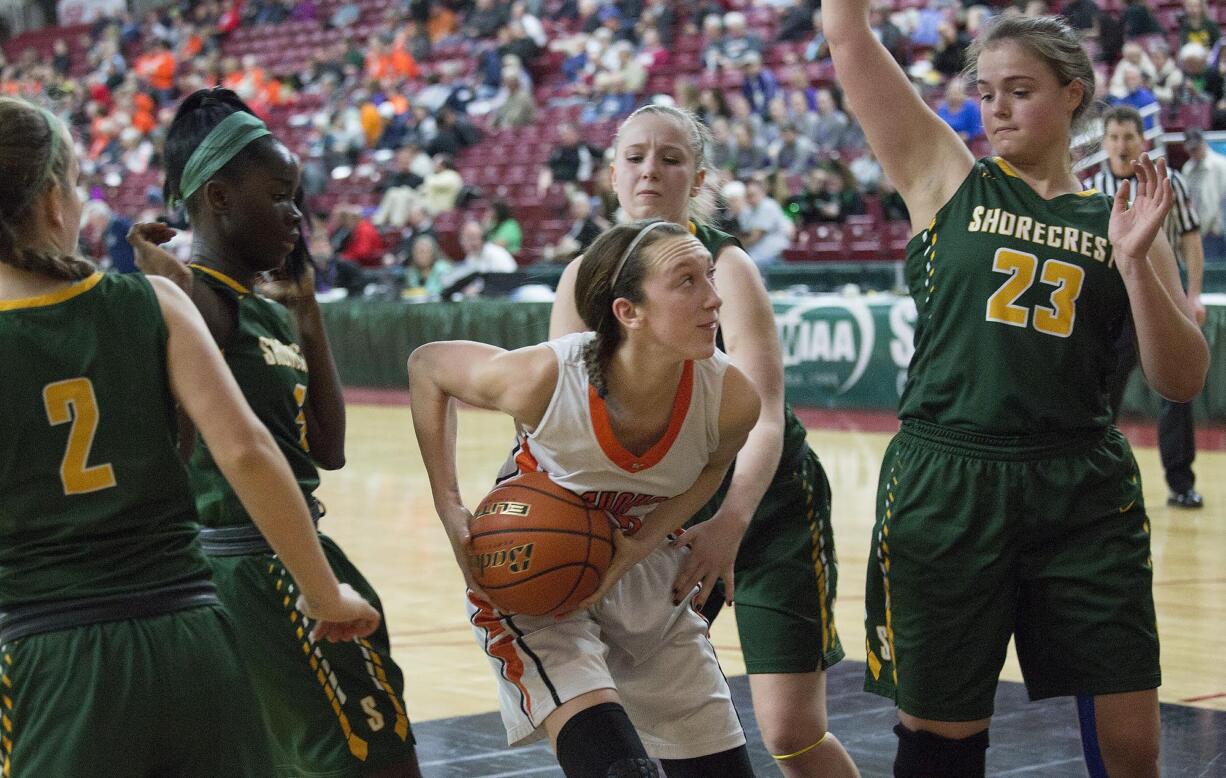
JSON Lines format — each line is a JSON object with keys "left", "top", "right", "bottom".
{"left": 409, "top": 219, "right": 760, "bottom": 777}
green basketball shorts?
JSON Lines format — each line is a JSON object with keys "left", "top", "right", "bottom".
{"left": 209, "top": 533, "right": 417, "bottom": 777}
{"left": 2, "top": 605, "right": 272, "bottom": 776}
{"left": 693, "top": 447, "right": 844, "bottom": 675}
{"left": 864, "top": 420, "right": 1160, "bottom": 721}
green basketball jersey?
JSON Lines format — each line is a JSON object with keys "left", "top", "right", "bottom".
{"left": 187, "top": 266, "right": 320, "bottom": 528}
{"left": 0, "top": 273, "right": 209, "bottom": 606}
{"left": 898, "top": 157, "right": 1128, "bottom": 434}
{"left": 693, "top": 222, "right": 807, "bottom": 476}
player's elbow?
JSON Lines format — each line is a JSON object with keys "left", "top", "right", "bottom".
{"left": 212, "top": 424, "right": 282, "bottom": 479}
{"left": 407, "top": 343, "right": 442, "bottom": 390}
{"left": 1151, "top": 344, "right": 1209, "bottom": 403}
{"left": 313, "top": 449, "right": 346, "bottom": 471}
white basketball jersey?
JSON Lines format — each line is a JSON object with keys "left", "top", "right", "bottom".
{"left": 511, "top": 331, "right": 729, "bottom": 535}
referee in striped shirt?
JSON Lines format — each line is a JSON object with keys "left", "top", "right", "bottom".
{"left": 1089, "top": 105, "right": 1206, "bottom": 508}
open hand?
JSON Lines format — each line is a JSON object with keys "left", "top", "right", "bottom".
{"left": 1109, "top": 155, "right": 1174, "bottom": 273}
{"left": 668, "top": 514, "right": 744, "bottom": 610}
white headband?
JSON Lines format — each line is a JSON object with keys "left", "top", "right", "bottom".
{"left": 610, "top": 220, "right": 671, "bottom": 288}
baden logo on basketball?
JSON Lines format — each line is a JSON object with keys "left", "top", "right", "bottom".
{"left": 473, "top": 500, "right": 531, "bottom": 518}
{"left": 470, "top": 542, "right": 536, "bottom": 575}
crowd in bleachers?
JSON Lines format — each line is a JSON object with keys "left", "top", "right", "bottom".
{"left": 2, "top": 0, "right": 1224, "bottom": 298}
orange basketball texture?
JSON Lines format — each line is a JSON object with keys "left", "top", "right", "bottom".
{"left": 468, "top": 472, "right": 614, "bottom": 616}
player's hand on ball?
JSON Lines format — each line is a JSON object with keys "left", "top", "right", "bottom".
{"left": 298, "top": 583, "right": 381, "bottom": 642}
{"left": 440, "top": 503, "right": 492, "bottom": 602}
{"left": 560, "top": 526, "right": 654, "bottom": 616}
{"left": 669, "top": 514, "right": 743, "bottom": 609}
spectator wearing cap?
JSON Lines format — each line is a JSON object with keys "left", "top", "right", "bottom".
{"left": 1179, "top": 0, "right": 1220, "bottom": 50}
{"left": 740, "top": 51, "right": 779, "bottom": 117}
{"left": 936, "top": 79, "right": 984, "bottom": 143}
{"left": 1181, "top": 128, "right": 1226, "bottom": 261}
{"left": 719, "top": 12, "right": 764, "bottom": 69}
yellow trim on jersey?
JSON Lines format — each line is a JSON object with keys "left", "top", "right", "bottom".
{"left": 993, "top": 156, "right": 1020, "bottom": 178}
{"left": 994, "top": 156, "right": 1101, "bottom": 197}
{"left": 0, "top": 271, "right": 102, "bottom": 311}
{"left": 189, "top": 263, "right": 250, "bottom": 295}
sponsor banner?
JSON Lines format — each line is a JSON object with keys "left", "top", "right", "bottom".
{"left": 774, "top": 295, "right": 916, "bottom": 410}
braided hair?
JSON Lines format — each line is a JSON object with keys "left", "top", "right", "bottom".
{"left": 573, "top": 219, "right": 690, "bottom": 396}
{"left": 0, "top": 97, "right": 95, "bottom": 281}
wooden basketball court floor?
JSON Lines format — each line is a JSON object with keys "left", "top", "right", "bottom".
{"left": 317, "top": 399, "right": 1226, "bottom": 776}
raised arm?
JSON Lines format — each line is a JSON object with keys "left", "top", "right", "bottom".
{"left": 407, "top": 341, "right": 558, "bottom": 594}
{"left": 1112, "top": 157, "right": 1208, "bottom": 402}
{"left": 824, "top": 0, "right": 974, "bottom": 232}
{"left": 152, "top": 276, "right": 379, "bottom": 642}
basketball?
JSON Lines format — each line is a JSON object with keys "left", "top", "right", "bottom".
{"left": 467, "top": 472, "right": 615, "bottom": 616}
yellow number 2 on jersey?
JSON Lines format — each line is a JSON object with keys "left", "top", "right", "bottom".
{"left": 986, "top": 248, "right": 1085, "bottom": 338}
{"left": 43, "top": 378, "right": 117, "bottom": 496}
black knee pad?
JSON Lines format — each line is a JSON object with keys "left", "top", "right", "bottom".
{"left": 556, "top": 702, "right": 657, "bottom": 778}
{"left": 660, "top": 745, "right": 754, "bottom": 778}
{"left": 606, "top": 758, "right": 660, "bottom": 777}
{"left": 893, "top": 723, "right": 990, "bottom": 778}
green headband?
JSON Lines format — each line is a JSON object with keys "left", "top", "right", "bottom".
{"left": 176, "top": 111, "right": 272, "bottom": 205}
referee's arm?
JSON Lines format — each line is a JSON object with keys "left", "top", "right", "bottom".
{"left": 1171, "top": 171, "right": 1206, "bottom": 325}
